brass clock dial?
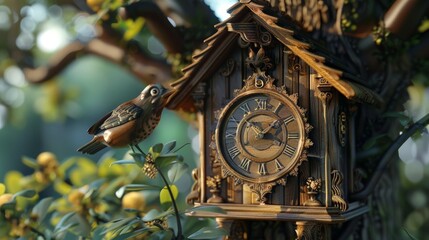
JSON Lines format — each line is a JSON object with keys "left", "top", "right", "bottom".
{"left": 216, "top": 88, "right": 308, "bottom": 184}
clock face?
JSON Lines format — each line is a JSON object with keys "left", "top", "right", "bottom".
{"left": 216, "top": 89, "right": 306, "bottom": 183}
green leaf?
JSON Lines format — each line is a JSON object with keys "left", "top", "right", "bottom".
{"left": 149, "top": 143, "right": 164, "bottom": 157}
{"left": 22, "top": 156, "right": 39, "bottom": 169}
{"left": 103, "top": 217, "right": 137, "bottom": 234}
{"left": 32, "top": 197, "right": 53, "bottom": 222}
{"left": 183, "top": 217, "right": 218, "bottom": 238}
{"left": 155, "top": 154, "right": 180, "bottom": 170}
{"left": 167, "top": 162, "right": 188, "bottom": 183}
{"left": 403, "top": 227, "right": 418, "bottom": 240}
{"left": 115, "top": 184, "right": 161, "bottom": 198}
{"left": 0, "top": 202, "right": 16, "bottom": 210}
{"left": 147, "top": 229, "right": 174, "bottom": 240}
{"left": 130, "top": 153, "right": 145, "bottom": 167}
{"left": 92, "top": 226, "right": 106, "bottom": 240}
{"left": 160, "top": 185, "right": 179, "bottom": 209}
{"left": 186, "top": 206, "right": 227, "bottom": 215}
{"left": 383, "top": 111, "right": 412, "bottom": 127}
{"left": 99, "top": 176, "right": 128, "bottom": 198}
{"left": 59, "top": 157, "right": 77, "bottom": 174}
{"left": 142, "top": 208, "right": 174, "bottom": 222}
{"left": 187, "top": 227, "right": 228, "bottom": 239}
{"left": 112, "top": 227, "right": 150, "bottom": 240}
{"left": 54, "top": 180, "right": 73, "bottom": 195}
{"left": 53, "top": 223, "right": 79, "bottom": 239}
{"left": 13, "top": 189, "right": 37, "bottom": 199}
{"left": 162, "top": 141, "right": 176, "bottom": 154}
{"left": 110, "top": 160, "right": 136, "bottom": 166}
{"left": 54, "top": 212, "right": 76, "bottom": 232}
{"left": 68, "top": 213, "right": 92, "bottom": 237}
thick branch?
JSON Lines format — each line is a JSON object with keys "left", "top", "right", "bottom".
{"left": 351, "top": 113, "right": 429, "bottom": 201}
{"left": 120, "top": 1, "right": 184, "bottom": 53}
{"left": 25, "top": 37, "right": 172, "bottom": 84}
{"left": 384, "top": 0, "right": 429, "bottom": 39}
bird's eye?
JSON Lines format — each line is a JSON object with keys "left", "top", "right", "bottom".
{"left": 150, "top": 88, "right": 160, "bottom": 96}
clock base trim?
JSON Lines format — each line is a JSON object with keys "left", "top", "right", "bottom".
{"left": 187, "top": 202, "right": 367, "bottom": 223}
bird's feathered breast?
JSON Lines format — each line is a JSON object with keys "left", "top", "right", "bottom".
{"left": 87, "top": 102, "right": 143, "bottom": 135}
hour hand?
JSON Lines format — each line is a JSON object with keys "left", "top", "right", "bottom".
{"left": 246, "top": 121, "right": 263, "bottom": 136}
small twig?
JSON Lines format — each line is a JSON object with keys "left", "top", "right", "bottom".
{"left": 155, "top": 166, "right": 183, "bottom": 240}
{"left": 351, "top": 112, "right": 429, "bottom": 201}
{"left": 173, "top": 143, "right": 190, "bottom": 153}
{"left": 133, "top": 145, "right": 182, "bottom": 239}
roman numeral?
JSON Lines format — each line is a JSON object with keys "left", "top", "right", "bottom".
{"left": 228, "top": 145, "right": 240, "bottom": 159}
{"left": 229, "top": 116, "right": 239, "bottom": 127}
{"left": 239, "top": 103, "right": 251, "bottom": 115}
{"left": 239, "top": 157, "right": 251, "bottom": 172}
{"left": 273, "top": 102, "right": 282, "bottom": 114}
{"left": 274, "top": 159, "right": 284, "bottom": 171}
{"left": 225, "top": 130, "right": 236, "bottom": 139}
{"left": 288, "top": 132, "right": 299, "bottom": 139}
{"left": 283, "top": 144, "right": 296, "bottom": 158}
{"left": 255, "top": 98, "right": 267, "bottom": 110}
{"left": 258, "top": 163, "right": 267, "bottom": 175}
{"left": 283, "top": 115, "right": 295, "bottom": 125}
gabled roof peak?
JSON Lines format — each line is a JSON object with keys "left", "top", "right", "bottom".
{"left": 167, "top": 0, "right": 383, "bottom": 110}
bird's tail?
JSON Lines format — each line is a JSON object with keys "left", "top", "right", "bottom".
{"left": 77, "top": 138, "right": 107, "bottom": 154}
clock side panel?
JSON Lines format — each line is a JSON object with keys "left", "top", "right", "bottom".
{"left": 203, "top": 47, "right": 245, "bottom": 204}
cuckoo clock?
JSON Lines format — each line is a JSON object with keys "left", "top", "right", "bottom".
{"left": 167, "top": 0, "right": 382, "bottom": 239}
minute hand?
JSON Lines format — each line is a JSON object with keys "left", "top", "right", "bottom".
{"left": 261, "top": 119, "right": 279, "bottom": 134}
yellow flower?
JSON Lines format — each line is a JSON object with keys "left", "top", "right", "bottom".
{"left": 68, "top": 189, "right": 86, "bottom": 208}
{"left": 0, "top": 193, "right": 13, "bottom": 207}
{"left": 122, "top": 192, "right": 145, "bottom": 211}
{"left": 37, "top": 152, "right": 58, "bottom": 172}
{"left": 34, "top": 152, "right": 59, "bottom": 184}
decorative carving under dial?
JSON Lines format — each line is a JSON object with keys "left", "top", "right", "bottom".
{"left": 304, "top": 177, "right": 322, "bottom": 206}
{"left": 331, "top": 170, "right": 348, "bottom": 211}
{"left": 206, "top": 175, "right": 223, "bottom": 203}
{"left": 186, "top": 168, "right": 200, "bottom": 205}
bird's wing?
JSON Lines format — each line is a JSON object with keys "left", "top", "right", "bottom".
{"left": 87, "top": 102, "right": 143, "bottom": 134}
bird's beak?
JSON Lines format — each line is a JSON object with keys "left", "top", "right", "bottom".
{"left": 161, "top": 88, "right": 174, "bottom": 106}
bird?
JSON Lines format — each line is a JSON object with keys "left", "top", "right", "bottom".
{"left": 77, "top": 84, "right": 173, "bottom": 154}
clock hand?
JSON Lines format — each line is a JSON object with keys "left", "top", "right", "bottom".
{"left": 261, "top": 119, "right": 279, "bottom": 134}
{"left": 245, "top": 120, "right": 264, "bottom": 139}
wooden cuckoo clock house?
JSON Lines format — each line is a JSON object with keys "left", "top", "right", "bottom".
{"left": 167, "top": 0, "right": 382, "bottom": 238}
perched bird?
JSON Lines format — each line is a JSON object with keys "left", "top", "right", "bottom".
{"left": 78, "top": 84, "right": 173, "bottom": 154}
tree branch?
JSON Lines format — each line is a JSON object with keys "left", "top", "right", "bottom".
{"left": 119, "top": 1, "right": 184, "bottom": 54}
{"left": 351, "top": 113, "right": 429, "bottom": 201}
{"left": 25, "top": 27, "right": 172, "bottom": 84}
{"left": 384, "top": 0, "right": 429, "bottom": 39}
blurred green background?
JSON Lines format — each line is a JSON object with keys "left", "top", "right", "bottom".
{"left": 0, "top": 0, "right": 428, "bottom": 238}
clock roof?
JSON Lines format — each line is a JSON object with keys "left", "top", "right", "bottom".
{"left": 167, "top": 0, "right": 383, "bottom": 111}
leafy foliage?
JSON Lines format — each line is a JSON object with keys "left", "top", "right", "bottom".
{"left": 0, "top": 142, "right": 226, "bottom": 239}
